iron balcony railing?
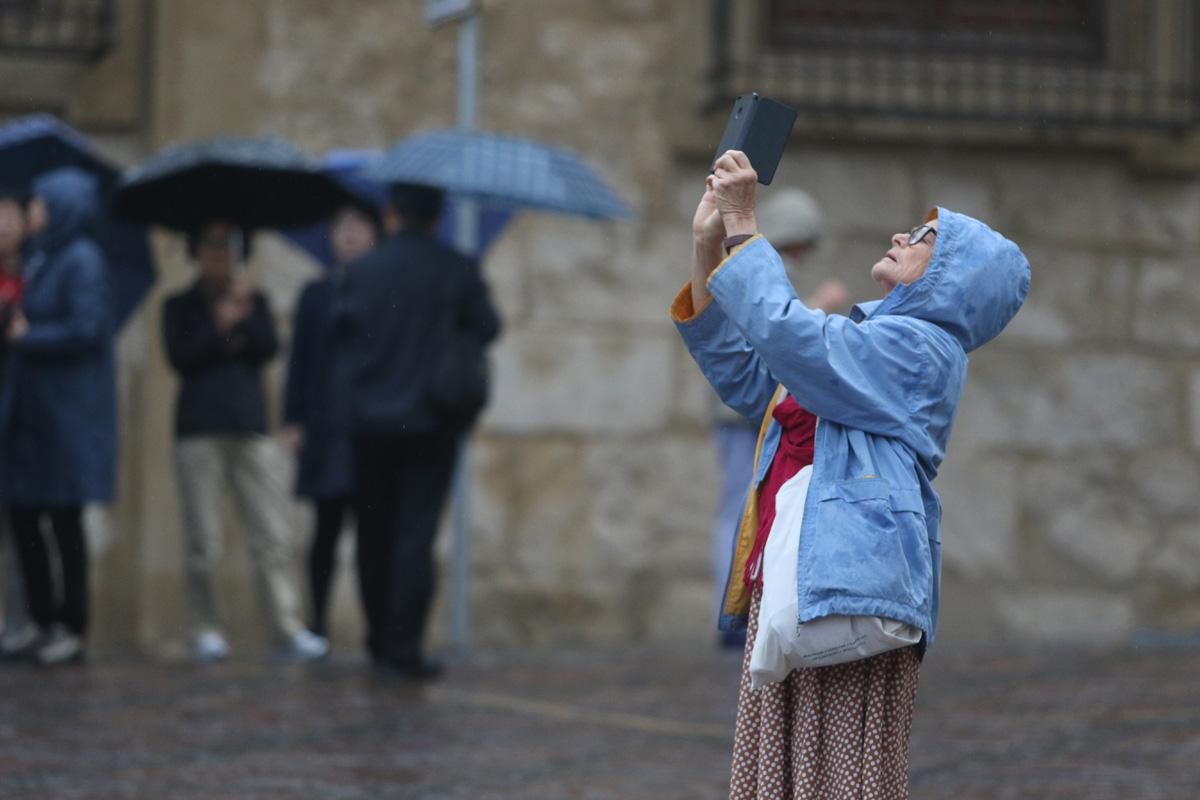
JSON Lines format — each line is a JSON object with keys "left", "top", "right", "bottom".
{"left": 0, "top": 0, "right": 116, "bottom": 60}
{"left": 712, "top": 0, "right": 1200, "bottom": 132}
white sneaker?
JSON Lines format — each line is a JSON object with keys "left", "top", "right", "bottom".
{"left": 280, "top": 629, "right": 329, "bottom": 663}
{"left": 36, "top": 624, "right": 84, "bottom": 666}
{"left": 192, "top": 630, "right": 231, "bottom": 663}
{"left": 0, "top": 622, "right": 42, "bottom": 659}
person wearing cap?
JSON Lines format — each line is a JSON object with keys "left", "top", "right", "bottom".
{"left": 709, "top": 188, "right": 848, "bottom": 649}
{"left": 283, "top": 204, "right": 380, "bottom": 643}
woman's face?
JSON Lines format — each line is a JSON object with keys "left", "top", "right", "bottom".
{"left": 0, "top": 200, "right": 26, "bottom": 262}
{"left": 194, "top": 221, "right": 239, "bottom": 284}
{"left": 871, "top": 219, "right": 939, "bottom": 295}
{"left": 25, "top": 196, "right": 47, "bottom": 238}
{"left": 330, "top": 208, "right": 377, "bottom": 266}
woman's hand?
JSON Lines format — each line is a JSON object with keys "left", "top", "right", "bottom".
{"left": 281, "top": 424, "right": 305, "bottom": 453}
{"left": 692, "top": 182, "right": 725, "bottom": 248}
{"left": 711, "top": 150, "right": 758, "bottom": 236}
{"left": 5, "top": 308, "right": 28, "bottom": 342}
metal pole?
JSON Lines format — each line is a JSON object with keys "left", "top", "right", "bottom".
{"left": 449, "top": 9, "right": 480, "bottom": 656}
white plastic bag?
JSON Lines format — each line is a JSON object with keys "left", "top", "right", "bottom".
{"left": 748, "top": 465, "right": 922, "bottom": 690}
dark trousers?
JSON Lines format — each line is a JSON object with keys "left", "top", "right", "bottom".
{"left": 9, "top": 505, "right": 88, "bottom": 635}
{"left": 307, "top": 495, "right": 352, "bottom": 638}
{"left": 352, "top": 431, "right": 459, "bottom": 663}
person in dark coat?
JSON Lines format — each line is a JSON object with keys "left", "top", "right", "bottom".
{"left": 337, "top": 184, "right": 501, "bottom": 678}
{"left": 0, "top": 184, "right": 35, "bottom": 658}
{"left": 2, "top": 167, "right": 116, "bottom": 665}
{"left": 163, "top": 220, "right": 327, "bottom": 664}
{"left": 283, "top": 205, "right": 379, "bottom": 639}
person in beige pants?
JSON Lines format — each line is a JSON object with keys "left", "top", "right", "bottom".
{"left": 163, "top": 221, "right": 326, "bottom": 663}
{"left": 174, "top": 435, "right": 307, "bottom": 652}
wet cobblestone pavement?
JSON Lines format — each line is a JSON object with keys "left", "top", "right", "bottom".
{"left": 0, "top": 643, "right": 1198, "bottom": 799}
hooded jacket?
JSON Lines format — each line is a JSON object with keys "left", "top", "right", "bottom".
{"left": 672, "top": 208, "right": 1030, "bottom": 648}
{"left": 3, "top": 167, "right": 116, "bottom": 505}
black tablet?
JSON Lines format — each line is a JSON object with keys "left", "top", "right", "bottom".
{"left": 711, "top": 93, "right": 798, "bottom": 185}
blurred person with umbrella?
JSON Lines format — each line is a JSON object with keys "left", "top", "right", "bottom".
{"left": 2, "top": 168, "right": 116, "bottom": 666}
{"left": 335, "top": 181, "right": 501, "bottom": 678}
{"left": 0, "top": 184, "right": 32, "bottom": 658}
{"left": 351, "top": 130, "right": 628, "bottom": 670}
{"left": 0, "top": 115, "right": 156, "bottom": 661}
{"left": 117, "top": 136, "right": 356, "bottom": 663}
{"left": 280, "top": 149, "right": 514, "bottom": 648}
{"left": 283, "top": 192, "right": 380, "bottom": 643}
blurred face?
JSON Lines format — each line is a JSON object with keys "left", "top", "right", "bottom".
{"left": 25, "top": 196, "right": 47, "bottom": 237}
{"left": 194, "top": 221, "right": 240, "bottom": 285}
{"left": 871, "top": 219, "right": 938, "bottom": 295}
{"left": 330, "top": 207, "right": 377, "bottom": 266}
{"left": 777, "top": 241, "right": 816, "bottom": 266}
{"left": 0, "top": 200, "right": 25, "bottom": 262}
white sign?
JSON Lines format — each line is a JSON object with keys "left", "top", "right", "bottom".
{"left": 425, "top": 0, "right": 474, "bottom": 27}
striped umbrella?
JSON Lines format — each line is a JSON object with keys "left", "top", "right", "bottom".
{"left": 361, "top": 129, "right": 631, "bottom": 221}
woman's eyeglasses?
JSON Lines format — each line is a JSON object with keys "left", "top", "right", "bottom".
{"left": 907, "top": 224, "right": 937, "bottom": 247}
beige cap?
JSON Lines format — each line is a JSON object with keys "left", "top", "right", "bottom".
{"left": 757, "top": 188, "right": 822, "bottom": 248}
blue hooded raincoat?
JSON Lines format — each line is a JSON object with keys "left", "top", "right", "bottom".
{"left": 672, "top": 208, "right": 1030, "bottom": 649}
{"left": 3, "top": 167, "right": 116, "bottom": 506}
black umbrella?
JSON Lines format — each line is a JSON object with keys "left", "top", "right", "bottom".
{"left": 115, "top": 136, "right": 359, "bottom": 231}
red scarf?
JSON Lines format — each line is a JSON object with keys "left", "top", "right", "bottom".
{"left": 743, "top": 394, "right": 817, "bottom": 589}
{"left": 0, "top": 272, "right": 21, "bottom": 307}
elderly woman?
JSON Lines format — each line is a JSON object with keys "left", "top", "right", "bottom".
{"left": 672, "top": 150, "right": 1029, "bottom": 798}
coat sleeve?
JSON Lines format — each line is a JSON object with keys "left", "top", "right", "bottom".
{"left": 706, "top": 236, "right": 938, "bottom": 438}
{"left": 284, "top": 284, "right": 317, "bottom": 426}
{"left": 460, "top": 257, "right": 502, "bottom": 345}
{"left": 162, "top": 294, "right": 227, "bottom": 374}
{"left": 19, "top": 248, "right": 111, "bottom": 357}
{"left": 670, "top": 280, "right": 778, "bottom": 425}
{"left": 234, "top": 292, "right": 279, "bottom": 365}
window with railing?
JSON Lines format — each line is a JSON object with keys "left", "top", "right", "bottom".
{"left": 713, "top": 0, "right": 1200, "bottom": 132}
{"left": 0, "top": 0, "right": 116, "bottom": 60}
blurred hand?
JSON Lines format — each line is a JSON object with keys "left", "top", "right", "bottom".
{"left": 6, "top": 308, "right": 27, "bottom": 341}
{"left": 711, "top": 150, "right": 758, "bottom": 236}
{"left": 282, "top": 425, "right": 304, "bottom": 453}
{"left": 214, "top": 279, "right": 254, "bottom": 333}
{"left": 805, "top": 280, "right": 851, "bottom": 314}
{"left": 692, "top": 183, "right": 725, "bottom": 248}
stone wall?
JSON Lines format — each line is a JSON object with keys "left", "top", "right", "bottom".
{"left": 14, "top": 0, "right": 1200, "bottom": 652}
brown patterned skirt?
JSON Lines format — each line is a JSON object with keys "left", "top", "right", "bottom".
{"left": 730, "top": 590, "right": 921, "bottom": 800}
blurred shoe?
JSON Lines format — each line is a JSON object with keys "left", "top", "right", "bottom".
{"left": 192, "top": 630, "right": 231, "bottom": 663}
{"left": 377, "top": 652, "right": 444, "bottom": 682}
{"left": 36, "top": 625, "right": 84, "bottom": 666}
{"left": 278, "top": 629, "right": 329, "bottom": 663}
{"left": 0, "top": 622, "right": 42, "bottom": 661}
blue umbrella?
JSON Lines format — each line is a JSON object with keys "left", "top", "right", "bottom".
{"left": 280, "top": 149, "right": 514, "bottom": 267}
{"left": 0, "top": 114, "right": 155, "bottom": 328}
{"left": 361, "top": 129, "right": 632, "bottom": 221}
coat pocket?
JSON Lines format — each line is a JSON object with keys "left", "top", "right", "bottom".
{"left": 802, "top": 479, "right": 933, "bottom": 614}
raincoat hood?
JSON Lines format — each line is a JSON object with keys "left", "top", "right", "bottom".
{"left": 853, "top": 208, "right": 1030, "bottom": 353}
{"left": 33, "top": 166, "right": 100, "bottom": 254}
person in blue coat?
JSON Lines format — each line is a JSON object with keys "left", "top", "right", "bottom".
{"left": 674, "top": 150, "right": 1029, "bottom": 795}
{"left": 2, "top": 167, "right": 117, "bottom": 666}
{"left": 283, "top": 204, "right": 379, "bottom": 639}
